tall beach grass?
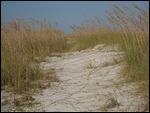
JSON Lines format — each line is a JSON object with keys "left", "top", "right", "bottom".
{"left": 1, "top": 19, "right": 68, "bottom": 93}
{"left": 1, "top": 3, "right": 149, "bottom": 103}
{"left": 70, "top": 3, "right": 149, "bottom": 100}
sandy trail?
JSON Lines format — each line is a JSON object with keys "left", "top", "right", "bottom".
{"left": 31, "top": 44, "right": 146, "bottom": 112}
{"left": 1, "top": 44, "right": 147, "bottom": 112}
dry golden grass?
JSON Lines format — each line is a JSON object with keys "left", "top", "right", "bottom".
{"left": 1, "top": 4, "right": 149, "bottom": 107}
{"left": 70, "top": 3, "right": 149, "bottom": 102}
{"left": 1, "top": 19, "right": 68, "bottom": 93}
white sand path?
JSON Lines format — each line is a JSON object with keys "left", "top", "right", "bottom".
{"left": 1, "top": 44, "right": 147, "bottom": 112}
{"left": 32, "top": 44, "right": 147, "bottom": 112}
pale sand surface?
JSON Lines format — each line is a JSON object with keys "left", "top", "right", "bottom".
{"left": 1, "top": 44, "right": 148, "bottom": 112}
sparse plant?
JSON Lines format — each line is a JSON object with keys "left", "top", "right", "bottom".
{"left": 21, "top": 95, "right": 34, "bottom": 102}
{"left": 15, "top": 107, "right": 24, "bottom": 112}
{"left": 100, "top": 92, "right": 119, "bottom": 111}
{"left": 86, "top": 61, "right": 97, "bottom": 69}
{"left": 101, "top": 60, "right": 118, "bottom": 67}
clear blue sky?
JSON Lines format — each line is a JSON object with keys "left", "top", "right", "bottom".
{"left": 1, "top": 1, "right": 148, "bottom": 33}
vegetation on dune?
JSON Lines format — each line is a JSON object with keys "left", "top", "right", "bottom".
{"left": 70, "top": 3, "right": 149, "bottom": 100}
{"left": 1, "top": 3, "right": 149, "bottom": 105}
{"left": 1, "top": 19, "right": 68, "bottom": 93}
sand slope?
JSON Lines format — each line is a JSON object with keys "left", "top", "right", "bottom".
{"left": 1, "top": 44, "right": 147, "bottom": 112}
{"left": 32, "top": 44, "right": 147, "bottom": 112}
